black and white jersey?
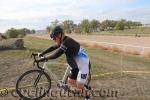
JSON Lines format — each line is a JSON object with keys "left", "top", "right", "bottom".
{"left": 60, "top": 36, "right": 80, "bottom": 57}
{"left": 42, "top": 36, "right": 89, "bottom": 69}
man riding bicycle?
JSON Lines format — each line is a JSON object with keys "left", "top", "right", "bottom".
{"left": 37, "top": 26, "right": 91, "bottom": 99}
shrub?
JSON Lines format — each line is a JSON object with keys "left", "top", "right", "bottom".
{"left": 5, "top": 28, "right": 19, "bottom": 38}
{"left": 5, "top": 28, "right": 27, "bottom": 38}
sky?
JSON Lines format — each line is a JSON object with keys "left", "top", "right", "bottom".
{"left": 0, "top": 0, "right": 150, "bottom": 33}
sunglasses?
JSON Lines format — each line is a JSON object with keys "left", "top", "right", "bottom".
{"left": 52, "top": 37, "right": 56, "bottom": 40}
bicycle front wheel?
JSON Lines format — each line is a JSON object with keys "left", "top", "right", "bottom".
{"left": 16, "top": 70, "right": 51, "bottom": 100}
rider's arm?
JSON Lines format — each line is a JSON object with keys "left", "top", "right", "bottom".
{"left": 42, "top": 44, "right": 59, "bottom": 55}
{"left": 38, "top": 43, "right": 67, "bottom": 62}
{"left": 46, "top": 43, "right": 68, "bottom": 59}
{"left": 46, "top": 48, "right": 64, "bottom": 59}
{"left": 38, "top": 44, "right": 67, "bottom": 62}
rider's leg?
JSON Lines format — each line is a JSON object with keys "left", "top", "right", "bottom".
{"left": 76, "top": 81, "right": 84, "bottom": 91}
{"left": 76, "top": 73, "right": 88, "bottom": 92}
{"left": 67, "top": 68, "right": 79, "bottom": 86}
{"left": 68, "top": 78, "right": 77, "bottom": 86}
{"left": 68, "top": 69, "right": 90, "bottom": 98}
{"left": 76, "top": 78, "right": 91, "bottom": 100}
{"left": 75, "top": 65, "right": 90, "bottom": 97}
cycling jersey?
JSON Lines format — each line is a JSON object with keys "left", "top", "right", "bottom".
{"left": 42, "top": 36, "right": 90, "bottom": 83}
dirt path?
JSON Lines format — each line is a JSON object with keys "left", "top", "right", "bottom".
{"left": 28, "top": 34, "right": 150, "bottom": 46}
{"left": 28, "top": 34, "right": 150, "bottom": 56}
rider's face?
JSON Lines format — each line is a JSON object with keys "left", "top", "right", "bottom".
{"left": 53, "top": 34, "right": 61, "bottom": 45}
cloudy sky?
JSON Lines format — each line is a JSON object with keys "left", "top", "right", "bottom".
{"left": 0, "top": 0, "right": 150, "bottom": 33}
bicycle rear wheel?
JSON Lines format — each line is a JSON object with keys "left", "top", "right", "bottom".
{"left": 16, "top": 70, "right": 51, "bottom": 100}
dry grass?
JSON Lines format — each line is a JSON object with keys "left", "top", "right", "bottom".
{"left": 111, "top": 46, "right": 122, "bottom": 53}
{"left": 146, "top": 52, "right": 150, "bottom": 58}
{"left": 80, "top": 42, "right": 109, "bottom": 50}
{"left": 125, "top": 50, "right": 140, "bottom": 55}
{"left": 86, "top": 43, "right": 142, "bottom": 56}
{"left": 93, "top": 44, "right": 109, "bottom": 50}
{"left": 79, "top": 42, "right": 89, "bottom": 47}
{"left": 132, "top": 51, "right": 140, "bottom": 55}
{"left": 81, "top": 41, "right": 142, "bottom": 56}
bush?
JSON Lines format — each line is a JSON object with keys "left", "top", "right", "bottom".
{"left": 5, "top": 28, "right": 27, "bottom": 38}
{"left": 5, "top": 28, "right": 18, "bottom": 38}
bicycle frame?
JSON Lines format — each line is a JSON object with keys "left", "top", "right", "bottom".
{"left": 16, "top": 53, "right": 91, "bottom": 99}
{"left": 41, "top": 61, "right": 71, "bottom": 87}
{"left": 41, "top": 61, "right": 90, "bottom": 87}
{"left": 31, "top": 53, "right": 90, "bottom": 90}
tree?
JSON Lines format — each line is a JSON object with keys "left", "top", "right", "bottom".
{"left": 46, "top": 20, "right": 61, "bottom": 33}
{"left": 51, "top": 20, "right": 60, "bottom": 29}
{"left": 126, "top": 21, "right": 133, "bottom": 29}
{"left": 45, "top": 19, "right": 142, "bottom": 34}
{"left": 46, "top": 26, "right": 51, "bottom": 33}
{"left": 62, "top": 20, "right": 74, "bottom": 33}
{"left": 101, "top": 20, "right": 109, "bottom": 30}
{"left": 80, "top": 19, "right": 90, "bottom": 33}
{"left": 101, "top": 20, "right": 117, "bottom": 31}
{"left": 133, "top": 22, "right": 142, "bottom": 27}
{"left": 115, "top": 19, "right": 126, "bottom": 30}
{"left": 31, "top": 29, "right": 35, "bottom": 33}
{"left": 126, "top": 21, "right": 141, "bottom": 29}
{"left": 109, "top": 20, "right": 117, "bottom": 29}
{"left": 90, "top": 19, "right": 100, "bottom": 32}
{"left": 74, "top": 25, "right": 82, "bottom": 34}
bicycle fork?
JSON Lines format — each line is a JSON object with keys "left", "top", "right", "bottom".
{"left": 34, "top": 71, "right": 43, "bottom": 87}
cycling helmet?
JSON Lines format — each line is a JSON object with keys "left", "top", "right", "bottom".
{"left": 50, "top": 26, "right": 63, "bottom": 39}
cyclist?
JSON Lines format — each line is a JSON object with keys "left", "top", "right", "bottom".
{"left": 37, "top": 26, "right": 91, "bottom": 99}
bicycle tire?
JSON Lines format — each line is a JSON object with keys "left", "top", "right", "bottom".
{"left": 16, "top": 70, "right": 51, "bottom": 100}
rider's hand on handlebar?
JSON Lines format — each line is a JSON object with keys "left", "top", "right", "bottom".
{"left": 38, "top": 53, "right": 44, "bottom": 57}
{"left": 36, "top": 57, "right": 48, "bottom": 62}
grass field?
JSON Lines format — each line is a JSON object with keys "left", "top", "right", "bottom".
{"left": 0, "top": 36, "right": 150, "bottom": 100}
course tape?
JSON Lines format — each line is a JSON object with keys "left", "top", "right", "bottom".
{"left": 92, "top": 70, "right": 150, "bottom": 78}
{"left": 1, "top": 70, "right": 150, "bottom": 93}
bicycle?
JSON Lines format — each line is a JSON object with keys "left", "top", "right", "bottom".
{"left": 16, "top": 53, "right": 91, "bottom": 100}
